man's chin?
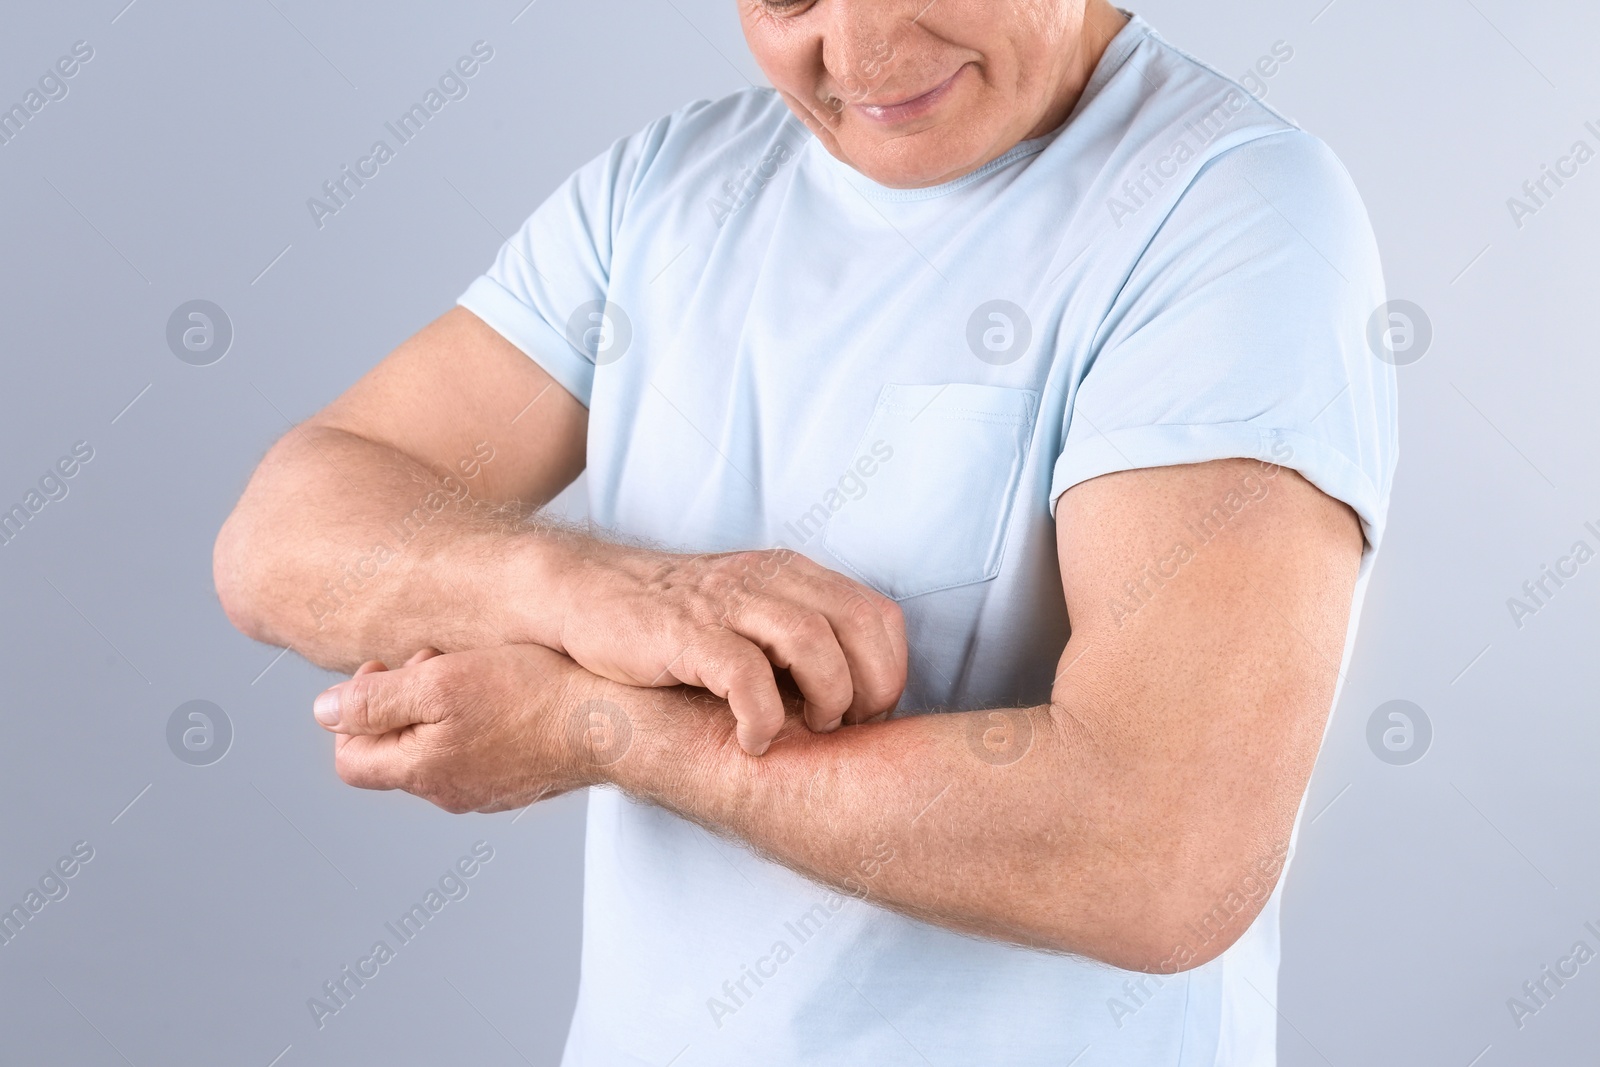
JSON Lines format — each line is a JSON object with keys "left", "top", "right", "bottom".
{"left": 838, "top": 140, "right": 990, "bottom": 190}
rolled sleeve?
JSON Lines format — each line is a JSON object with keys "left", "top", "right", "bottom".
{"left": 458, "top": 274, "right": 595, "bottom": 407}
{"left": 1051, "top": 421, "right": 1386, "bottom": 551}
{"left": 1050, "top": 130, "right": 1398, "bottom": 554}
{"left": 455, "top": 110, "right": 679, "bottom": 410}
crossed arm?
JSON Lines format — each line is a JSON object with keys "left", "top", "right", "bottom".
{"left": 215, "top": 308, "right": 1361, "bottom": 972}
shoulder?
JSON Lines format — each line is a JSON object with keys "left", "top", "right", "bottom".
{"left": 1073, "top": 21, "right": 1372, "bottom": 256}
{"left": 620, "top": 87, "right": 802, "bottom": 189}
{"left": 1121, "top": 21, "right": 1303, "bottom": 146}
{"left": 1176, "top": 128, "right": 1380, "bottom": 284}
{"left": 1185, "top": 125, "right": 1370, "bottom": 219}
{"left": 1121, "top": 29, "right": 1376, "bottom": 269}
{"left": 559, "top": 87, "right": 801, "bottom": 231}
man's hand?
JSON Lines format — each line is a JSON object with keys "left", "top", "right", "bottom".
{"left": 213, "top": 307, "right": 906, "bottom": 757}
{"left": 314, "top": 644, "right": 602, "bottom": 814}
{"left": 310, "top": 459, "right": 1363, "bottom": 973}
{"left": 548, "top": 541, "right": 906, "bottom": 755}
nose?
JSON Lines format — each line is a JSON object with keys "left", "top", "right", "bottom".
{"left": 818, "top": 0, "right": 912, "bottom": 109}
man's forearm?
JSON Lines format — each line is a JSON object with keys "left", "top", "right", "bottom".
{"left": 305, "top": 460, "right": 1346, "bottom": 973}
{"left": 214, "top": 423, "right": 574, "bottom": 671}
{"left": 587, "top": 669, "right": 1277, "bottom": 973}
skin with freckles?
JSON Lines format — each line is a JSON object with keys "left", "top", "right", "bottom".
{"left": 742, "top": 0, "right": 1129, "bottom": 188}
{"left": 214, "top": 0, "right": 1367, "bottom": 970}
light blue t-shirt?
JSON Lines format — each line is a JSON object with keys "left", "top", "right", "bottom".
{"left": 459, "top": 13, "right": 1396, "bottom": 1066}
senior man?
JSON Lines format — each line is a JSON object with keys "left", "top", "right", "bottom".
{"left": 215, "top": 0, "right": 1396, "bottom": 1062}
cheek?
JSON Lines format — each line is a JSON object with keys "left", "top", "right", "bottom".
{"left": 741, "top": 7, "right": 825, "bottom": 88}
{"left": 748, "top": 40, "right": 815, "bottom": 98}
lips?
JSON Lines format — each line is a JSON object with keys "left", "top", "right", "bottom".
{"left": 853, "top": 64, "right": 969, "bottom": 124}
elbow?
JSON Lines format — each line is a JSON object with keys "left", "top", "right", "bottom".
{"left": 1115, "top": 900, "right": 1261, "bottom": 975}
{"left": 213, "top": 505, "right": 273, "bottom": 644}
{"left": 1113, "top": 840, "right": 1291, "bottom": 974}
{"left": 1027, "top": 837, "right": 1291, "bottom": 975}
{"left": 213, "top": 429, "right": 310, "bottom": 644}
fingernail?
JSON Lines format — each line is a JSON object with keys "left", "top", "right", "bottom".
{"left": 314, "top": 686, "right": 342, "bottom": 727}
{"left": 743, "top": 737, "right": 771, "bottom": 757}
{"left": 821, "top": 716, "right": 844, "bottom": 733}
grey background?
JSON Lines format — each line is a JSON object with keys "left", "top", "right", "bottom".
{"left": 0, "top": 0, "right": 1595, "bottom": 1064}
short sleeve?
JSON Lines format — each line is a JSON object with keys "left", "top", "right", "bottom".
{"left": 456, "top": 113, "right": 676, "bottom": 408}
{"left": 1050, "top": 130, "right": 1399, "bottom": 553}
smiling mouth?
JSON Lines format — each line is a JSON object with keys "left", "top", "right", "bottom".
{"left": 853, "top": 64, "right": 970, "bottom": 124}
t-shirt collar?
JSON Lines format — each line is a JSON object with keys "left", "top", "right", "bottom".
{"left": 808, "top": 10, "right": 1152, "bottom": 201}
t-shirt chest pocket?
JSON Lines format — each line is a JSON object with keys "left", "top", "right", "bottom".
{"left": 823, "top": 383, "right": 1039, "bottom": 601}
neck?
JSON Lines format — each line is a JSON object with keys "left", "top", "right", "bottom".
{"left": 1023, "top": 0, "right": 1130, "bottom": 142}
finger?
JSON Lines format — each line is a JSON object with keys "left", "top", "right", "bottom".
{"left": 352, "top": 659, "right": 389, "bottom": 677}
{"left": 314, "top": 661, "right": 447, "bottom": 736}
{"left": 833, "top": 583, "right": 908, "bottom": 725}
{"left": 676, "top": 632, "right": 787, "bottom": 756}
{"left": 724, "top": 595, "right": 853, "bottom": 734}
{"left": 404, "top": 647, "right": 443, "bottom": 667}
{"left": 333, "top": 731, "right": 409, "bottom": 790}
{"left": 781, "top": 569, "right": 908, "bottom": 725}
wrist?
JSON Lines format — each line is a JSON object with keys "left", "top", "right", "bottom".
{"left": 580, "top": 676, "right": 735, "bottom": 802}
{"left": 480, "top": 522, "right": 596, "bottom": 651}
